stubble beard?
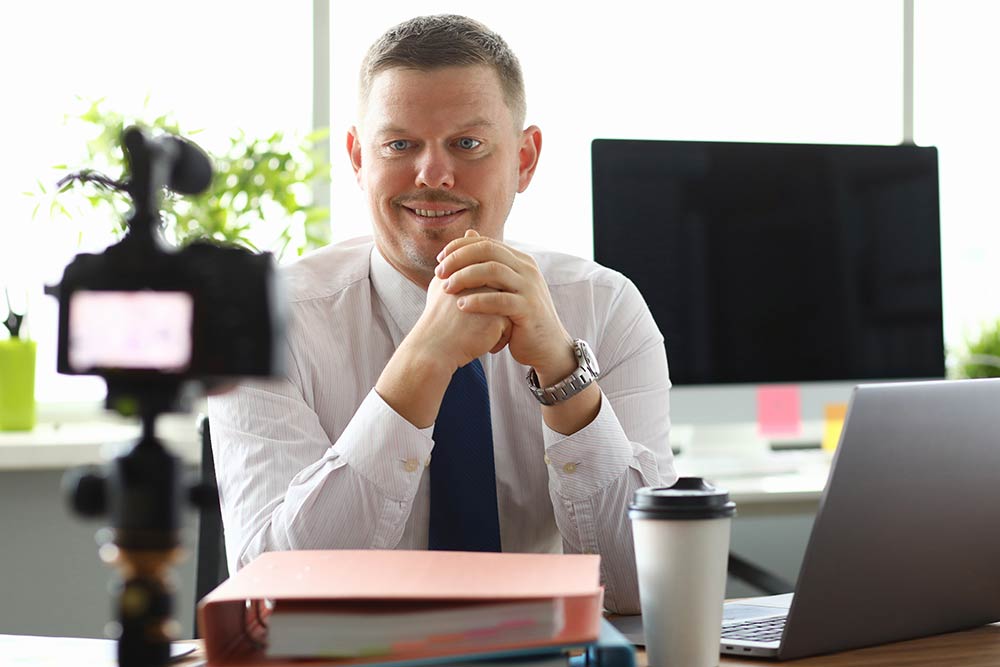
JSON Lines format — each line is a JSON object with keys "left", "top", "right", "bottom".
{"left": 399, "top": 215, "right": 480, "bottom": 276}
{"left": 388, "top": 193, "right": 480, "bottom": 277}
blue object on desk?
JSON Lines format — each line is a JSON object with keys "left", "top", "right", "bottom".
{"left": 570, "top": 618, "right": 636, "bottom": 667}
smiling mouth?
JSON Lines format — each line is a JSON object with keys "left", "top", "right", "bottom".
{"left": 401, "top": 205, "right": 468, "bottom": 223}
{"left": 412, "top": 208, "right": 461, "bottom": 218}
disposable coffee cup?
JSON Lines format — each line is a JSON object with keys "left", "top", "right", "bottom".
{"left": 629, "top": 477, "right": 736, "bottom": 667}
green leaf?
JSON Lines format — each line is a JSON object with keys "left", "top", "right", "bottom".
{"left": 304, "top": 206, "right": 330, "bottom": 222}
{"left": 304, "top": 127, "right": 331, "bottom": 143}
{"left": 47, "top": 97, "right": 333, "bottom": 254}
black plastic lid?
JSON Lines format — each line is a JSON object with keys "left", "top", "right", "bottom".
{"left": 628, "top": 477, "right": 737, "bottom": 520}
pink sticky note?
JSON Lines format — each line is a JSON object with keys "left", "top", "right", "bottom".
{"left": 757, "top": 385, "right": 801, "bottom": 436}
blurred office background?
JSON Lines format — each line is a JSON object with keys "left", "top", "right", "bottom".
{"left": 0, "top": 0, "right": 997, "bottom": 638}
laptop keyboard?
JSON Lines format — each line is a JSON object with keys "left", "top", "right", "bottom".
{"left": 721, "top": 615, "right": 787, "bottom": 642}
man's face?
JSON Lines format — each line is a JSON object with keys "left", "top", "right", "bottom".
{"left": 348, "top": 65, "right": 540, "bottom": 286}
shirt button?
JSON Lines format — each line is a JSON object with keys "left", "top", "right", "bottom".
{"left": 403, "top": 458, "right": 419, "bottom": 473}
{"left": 562, "top": 462, "right": 578, "bottom": 474}
{"left": 543, "top": 454, "right": 552, "bottom": 465}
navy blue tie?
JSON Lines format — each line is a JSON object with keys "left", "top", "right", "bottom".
{"left": 428, "top": 358, "right": 502, "bottom": 551}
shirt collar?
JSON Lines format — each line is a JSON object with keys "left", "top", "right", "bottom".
{"left": 370, "top": 244, "right": 427, "bottom": 338}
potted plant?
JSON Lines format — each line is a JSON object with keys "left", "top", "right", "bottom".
{"left": 954, "top": 319, "right": 1000, "bottom": 379}
{"left": 33, "top": 97, "right": 331, "bottom": 259}
{"left": 0, "top": 289, "right": 35, "bottom": 430}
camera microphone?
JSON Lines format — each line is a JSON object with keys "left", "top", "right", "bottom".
{"left": 122, "top": 127, "right": 213, "bottom": 209}
{"left": 159, "top": 135, "right": 212, "bottom": 195}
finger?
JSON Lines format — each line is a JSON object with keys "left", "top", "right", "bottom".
{"left": 436, "top": 238, "right": 520, "bottom": 279}
{"left": 450, "top": 233, "right": 532, "bottom": 266}
{"left": 444, "top": 261, "right": 522, "bottom": 294}
{"left": 502, "top": 243, "right": 534, "bottom": 264}
{"left": 456, "top": 290, "right": 525, "bottom": 319}
{"left": 490, "top": 323, "right": 512, "bottom": 354}
{"left": 436, "top": 230, "right": 487, "bottom": 263}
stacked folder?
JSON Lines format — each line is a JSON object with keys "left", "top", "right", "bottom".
{"left": 265, "top": 598, "right": 565, "bottom": 658}
{"left": 197, "top": 550, "right": 625, "bottom": 667}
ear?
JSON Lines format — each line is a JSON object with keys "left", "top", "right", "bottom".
{"left": 347, "top": 127, "right": 364, "bottom": 187}
{"left": 516, "top": 125, "right": 542, "bottom": 193}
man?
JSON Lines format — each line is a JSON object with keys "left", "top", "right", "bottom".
{"left": 207, "top": 14, "right": 674, "bottom": 614}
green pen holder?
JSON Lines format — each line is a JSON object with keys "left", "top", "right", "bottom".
{"left": 0, "top": 338, "right": 37, "bottom": 431}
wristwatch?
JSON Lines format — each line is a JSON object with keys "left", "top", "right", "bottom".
{"left": 526, "top": 339, "right": 601, "bottom": 405}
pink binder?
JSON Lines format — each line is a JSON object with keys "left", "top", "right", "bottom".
{"left": 197, "top": 550, "right": 605, "bottom": 666}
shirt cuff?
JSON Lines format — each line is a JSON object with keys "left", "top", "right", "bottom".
{"left": 542, "top": 390, "right": 637, "bottom": 499}
{"left": 331, "top": 388, "right": 436, "bottom": 501}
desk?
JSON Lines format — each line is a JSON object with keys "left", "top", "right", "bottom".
{"left": 717, "top": 623, "right": 1000, "bottom": 666}
{"left": 0, "top": 411, "right": 200, "bottom": 470}
{"left": 10, "top": 622, "right": 1000, "bottom": 666}
{"left": 169, "top": 623, "right": 1000, "bottom": 666}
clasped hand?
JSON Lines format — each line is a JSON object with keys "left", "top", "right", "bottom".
{"left": 427, "top": 230, "right": 574, "bottom": 378}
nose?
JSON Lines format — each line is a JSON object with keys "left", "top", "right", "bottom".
{"left": 415, "top": 144, "right": 455, "bottom": 190}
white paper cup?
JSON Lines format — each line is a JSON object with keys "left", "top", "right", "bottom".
{"left": 629, "top": 478, "right": 736, "bottom": 667}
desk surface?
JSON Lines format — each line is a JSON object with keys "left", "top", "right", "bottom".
{"left": 173, "top": 623, "right": 1000, "bottom": 667}
{"left": 0, "top": 413, "right": 200, "bottom": 469}
{"left": 11, "top": 623, "right": 1000, "bottom": 667}
{"left": 716, "top": 623, "right": 1000, "bottom": 666}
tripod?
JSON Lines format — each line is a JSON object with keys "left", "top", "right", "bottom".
{"left": 67, "top": 389, "right": 215, "bottom": 667}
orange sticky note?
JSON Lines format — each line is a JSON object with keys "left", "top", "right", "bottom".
{"left": 822, "top": 402, "right": 848, "bottom": 452}
{"left": 757, "top": 385, "right": 801, "bottom": 436}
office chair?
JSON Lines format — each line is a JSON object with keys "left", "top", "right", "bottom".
{"left": 193, "top": 414, "right": 228, "bottom": 638}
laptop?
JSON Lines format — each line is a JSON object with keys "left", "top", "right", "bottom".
{"left": 719, "top": 378, "right": 1000, "bottom": 659}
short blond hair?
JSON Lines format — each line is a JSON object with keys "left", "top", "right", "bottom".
{"left": 359, "top": 14, "right": 527, "bottom": 129}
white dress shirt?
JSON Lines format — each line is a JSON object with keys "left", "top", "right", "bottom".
{"left": 207, "top": 236, "right": 676, "bottom": 614}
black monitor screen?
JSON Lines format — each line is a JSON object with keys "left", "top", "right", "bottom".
{"left": 592, "top": 139, "right": 944, "bottom": 385}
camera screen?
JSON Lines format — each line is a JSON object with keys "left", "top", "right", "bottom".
{"left": 68, "top": 290, "right": 194, "bottom": 373}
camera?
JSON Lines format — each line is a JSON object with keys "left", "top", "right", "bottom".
{"left": 50, "top": 126, "right": 285, "bottom": 412}
{"left": 49, "top": 125, "right": 286, "bottom": 667}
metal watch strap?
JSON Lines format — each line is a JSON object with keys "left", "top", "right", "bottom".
{"left": 527, "top": 339, "right": 600, "bottom": 406}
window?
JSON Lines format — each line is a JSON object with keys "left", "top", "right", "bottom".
{"left": 0, "top": 1, "right": 312, "bottom": 403}
{"left": 914, "top": 1, "right": 1000, "bottom": 356}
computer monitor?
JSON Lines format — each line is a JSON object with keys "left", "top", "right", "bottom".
{"left": 591, "top": 139, "right": 944, "bottom": 386}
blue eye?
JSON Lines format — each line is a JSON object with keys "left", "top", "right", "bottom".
{"left": 456, "top": 138, "right": 481, "bottom": 150}
{"left": 388, "top": 140, "right": 410, "bottom": 151}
